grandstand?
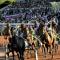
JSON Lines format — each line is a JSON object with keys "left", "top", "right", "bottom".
{"left": 0, "top": 0, "right": 52, "bottom": 23}
{"left": 0, "top": 0, "right": 60, "bottom": 32}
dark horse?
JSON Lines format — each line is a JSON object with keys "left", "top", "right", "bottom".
{"left": 7, "top": 35, "right": 25, "bottom": 60}
{"left": 6, "top": 24, "right": 27, "bottom": 60}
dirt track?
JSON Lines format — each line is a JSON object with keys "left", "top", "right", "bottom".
{"left": 0, "top": 36, "right": 60, "bottom": 60}
{"left": 24, "top": 45, "right": 60, "bottom": 60}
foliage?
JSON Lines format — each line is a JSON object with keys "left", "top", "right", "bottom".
{"left": 50, "top": 2, "right": 60, "bottom": 12}
{"left": 0, "top": 0, "right": 15, "bottom": 4}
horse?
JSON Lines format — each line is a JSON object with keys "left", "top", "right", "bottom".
{"left": 42, "top": 20, "right": 58, "bottom": 57}
{"left": 3, "top": 23, "right": 10, "bottom": 39}
{"left": 6, "top": 25, "right": 26, "bottom": 60}
{"left": 36, "top": 20, "right": 56, "bottom": 57}
{"left": 26, "top": 26, "right": 40, "bottom": 60}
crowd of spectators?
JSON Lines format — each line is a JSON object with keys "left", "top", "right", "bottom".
{"left": 0, "top": 1, "right": 53, "bottom": 23}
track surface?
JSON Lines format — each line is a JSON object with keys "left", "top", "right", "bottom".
{"left": 0, "top": 46, "right": 60, "bottom": 60}
{"left": 0, "top": 36, "right": 60, "bottom": 60}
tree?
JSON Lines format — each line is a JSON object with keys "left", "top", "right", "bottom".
{"left": 0, "top": 1, "right": 11, "bottom": 8}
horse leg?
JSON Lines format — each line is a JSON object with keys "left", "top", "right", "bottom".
{"left": 42, "top": 44, "right": 47, "bottom": 58}
{"left": 54, "top": 44, "right": 58, "bottom": 53}
{"left": 16, "top": 51, "right": 20, "bottom": 60}
{"left": 6, "top": 45, "right": 11, "bottom": 58}
{"left": 12, "top": 51, "right": 14, "bottom": 60}
{"left": 50, "top": 45, "right": 54, "bottom": 59}
{"left": 5, "top": 45, "right": 9, "bottom": 60}
{"left": 29, "top": 48, "right": 32, "bottom": 57}
{"left": 34, "top": 49, "right": 38, "bottom": 60}
{"left": 19, "top": 50, "right": 24, "bottom": 60}
{"left": 5, "top": 52, "right": 9, "bottom": 60}
{"left": 25, "top": 49, "right": 30, "bottom": 59}
{"left": 6, "top": 51, "right": 9, "bottom": 57}
{"left": 48, "top": 45, "right": 52, "bottom": 54}
{"left": 45, "top": 44, "right": 48, "bottom": 53}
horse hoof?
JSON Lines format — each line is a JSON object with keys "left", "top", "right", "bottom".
{"left": 27, "top": 57, "right": 30, "bottom": 59}
{"left": 6, "top": 52, "right": 9, "bottom": 57}
{"left": 49, "top": 51, "right": 51, "bottom": 54}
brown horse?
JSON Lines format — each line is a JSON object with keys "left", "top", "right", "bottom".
{"left": 36, "top": 20, "right": 57, "bottom": 57}
{"left": 42, "top": 20, "right": 57, "bottom": 58}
